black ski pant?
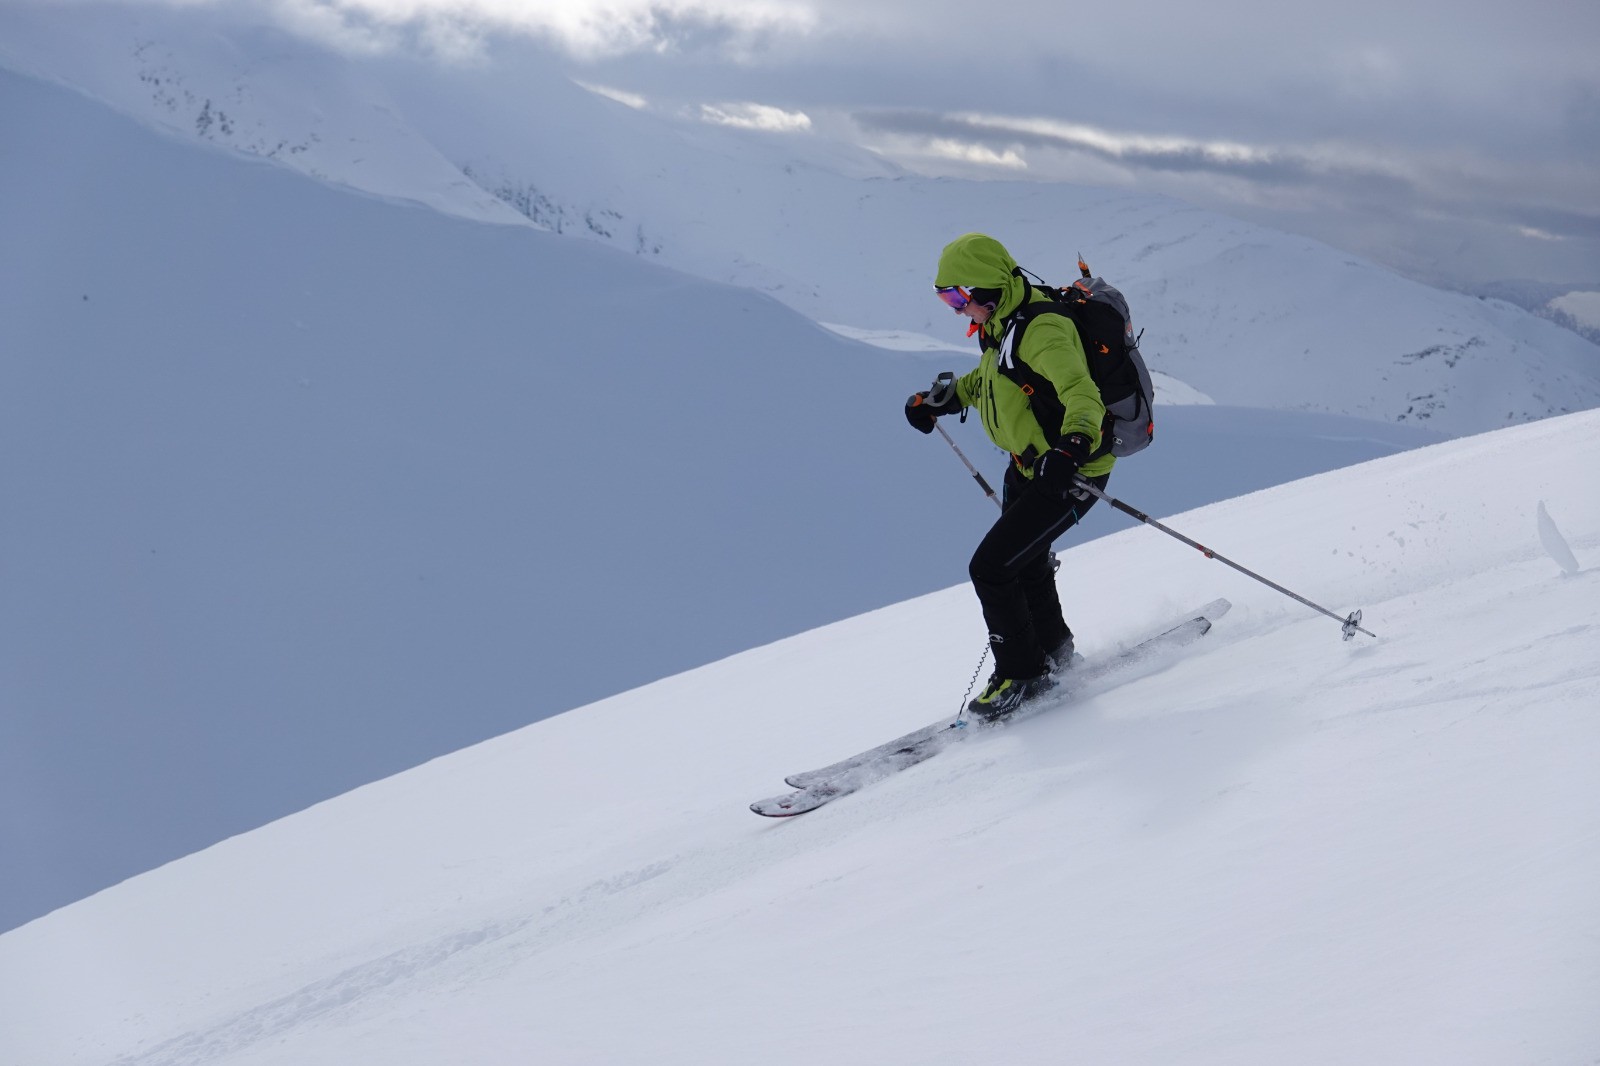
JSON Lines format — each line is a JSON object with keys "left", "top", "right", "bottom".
{"left": 968, "top": 463, "right": 1109, "bottom": 680}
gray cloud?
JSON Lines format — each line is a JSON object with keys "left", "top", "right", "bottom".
{"left": 844, "top": 102, "right": 1599, "bottom": 288}
{"left": 851, "top": 109, "right": 1390, "bottom": 188}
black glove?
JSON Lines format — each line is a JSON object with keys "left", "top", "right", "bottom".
{"left": 1031, "top": 433, "right": 1094, "bottom": 496}
{"left": 904, "top": 382, "right": 963, "bottom": 434}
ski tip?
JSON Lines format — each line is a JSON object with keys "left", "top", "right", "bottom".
{"left": 750, "top": 790, "right": 829, "bottom": 818}
{"left": 1197, "top": 597, "right": 1232, "bottom": 621}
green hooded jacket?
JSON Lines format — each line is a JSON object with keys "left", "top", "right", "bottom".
{"left": 934, "top": 233, "right": 1114, "bottom": 480}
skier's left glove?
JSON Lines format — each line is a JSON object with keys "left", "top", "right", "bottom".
{"left": 1031, "top": 433, "right": 1094, "bottom": 497}
{"left": 904, "top": 382, "right": 963, "bottom": 434}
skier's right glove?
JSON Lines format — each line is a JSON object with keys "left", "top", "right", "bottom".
{"left": 905, "top": 377, "right": 963, "bottom": 434}
{"left": 1031, "top": 433, "right": 1094, "bottom": 497}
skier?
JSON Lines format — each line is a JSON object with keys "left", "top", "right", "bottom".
{"left": 905, "top": 232, "right": 1114, "bottom": 720}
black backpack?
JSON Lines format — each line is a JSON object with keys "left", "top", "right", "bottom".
{"left": 986, "top": 260, "right": 1155, "bottom": 462}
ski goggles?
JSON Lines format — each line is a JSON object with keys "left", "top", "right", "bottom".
{"left": 934, "top": 285, "right": 974, "bottom": 311}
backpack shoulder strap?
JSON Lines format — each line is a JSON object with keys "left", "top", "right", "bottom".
{"left": 1001, "top": 286, "right": 1141, "bottom": 464}
{"left": 993, "top": 292, "right": 1072, "bottom": 464}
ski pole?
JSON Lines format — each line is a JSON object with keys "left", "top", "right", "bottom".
{"left": 924, "top": 372, "right": 1003, "bottom": 512}
{"left": 933, "top": 413, "right": 1058, "bottom": 572}
{"left": 934, "top": 422, "right": 1001, "bottom": 512}
{"left": 930, "top": 417, "right": 996, "bottom": 722}
{"left": 1071, "top": 476, "right": 1376, "bottom": 641}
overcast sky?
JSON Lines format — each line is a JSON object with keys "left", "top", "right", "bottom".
{"left": 163, "top": 0, "right": 1600, "bottom": 290}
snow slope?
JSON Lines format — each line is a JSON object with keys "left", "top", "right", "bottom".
{"left": 2, "top": 409, "right": 1596, "bottom": 1066}
{"left": 0, "top": 60, "right": 1448, "bottom": 933}
{"left": 3, "top": 1, "right": 1598, "bottom": 436}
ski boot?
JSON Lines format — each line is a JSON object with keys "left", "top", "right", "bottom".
{"left": 967, "top": 671, "right": 1056, "bottom": 722}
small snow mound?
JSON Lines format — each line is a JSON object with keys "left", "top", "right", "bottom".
{"left": 1536, "top": 500, "right": 1581, "bottom": 575}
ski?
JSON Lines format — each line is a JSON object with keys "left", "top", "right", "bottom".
{"left": 750, "top": 598, "right": 1230, "bottom": 818}
{"left": 750, "top": 725, "right": 962, "bottom": 816}
{"left": 784, "top": 718, "right": 958, "bottom": 791}
{"left": 783, "top": 597, "right": 1230, "bottom": 790}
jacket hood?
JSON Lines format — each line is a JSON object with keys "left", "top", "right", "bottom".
{"left": 933, "top": 233, "right": 1026, "bottom": 331}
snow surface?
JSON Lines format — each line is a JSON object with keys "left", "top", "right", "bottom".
{"left": 2, "top": 409, "right": 1597, "bottom": 1065}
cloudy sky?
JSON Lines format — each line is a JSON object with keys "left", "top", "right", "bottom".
{"left": 238, "top": 0, "right": 1600, "bottom": 294}
{"left": 13, "top": 0, "right": 1575, "bottom": 298}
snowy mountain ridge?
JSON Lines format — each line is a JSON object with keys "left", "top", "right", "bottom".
{"left": 3, "top": 1, "right": 1598, "bottom": 437}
